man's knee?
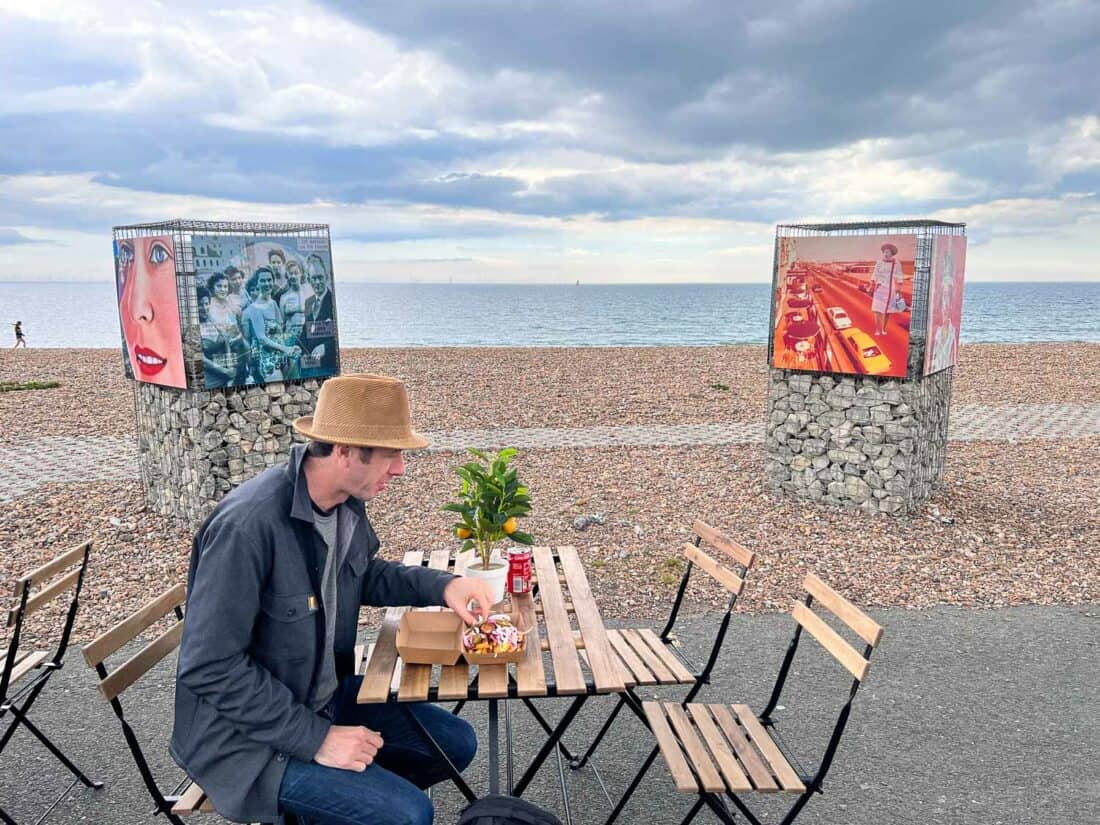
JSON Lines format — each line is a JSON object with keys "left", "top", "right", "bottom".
{"left": 449, "top": 717, "right": 478, "bottom": 771}
{"left": 394, "top": 790, "right": 434, "bottom": 825}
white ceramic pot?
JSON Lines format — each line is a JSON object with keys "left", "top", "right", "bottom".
{"left": 463, "top": 558, "right": 508, "bottom": 606}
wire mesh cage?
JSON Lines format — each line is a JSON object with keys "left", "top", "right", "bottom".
{"left": 768, "top": 219, "right": 965, "bottom": 380}
{"left": 112, "top": 220, "right": 336, "bottom": 390}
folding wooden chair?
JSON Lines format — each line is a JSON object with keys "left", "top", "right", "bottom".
{"left": 605, "top": 573, "right": 884, "bottom": 825}
{"left": 83, "top": 584, "right": 203, "bottom": 824}
{"left": 1, "top": 541, "right": 102, "bottom": 825}
{"left": 570, "top": 519, "right": 754, "bottom": 770}
{"left": 83, "top": 585, "right": 287, "bottom": 825}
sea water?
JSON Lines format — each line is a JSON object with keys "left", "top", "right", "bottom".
{"left": 0, "top": 281, "right": 1097, "bottom": 348}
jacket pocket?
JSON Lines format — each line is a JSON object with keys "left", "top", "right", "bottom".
{"left": 254, "top": 590, "right": 315, "bottom": 662}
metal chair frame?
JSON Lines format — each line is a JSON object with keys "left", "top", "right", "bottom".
{"left": 571, "top": 520, "right": 755, "bottom": 771}
{"left": 605, "top": 574, "right": 883, "bottom": 825}
{"left": 0, "top": 541, "right": 102, "bottom": 825}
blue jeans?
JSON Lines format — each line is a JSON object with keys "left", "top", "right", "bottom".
{"left": 278, "top": 675, "right": 477, "bottom": 825}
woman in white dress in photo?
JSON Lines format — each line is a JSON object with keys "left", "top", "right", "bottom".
{"left": 868, "top": 242, "right": 905, "bottom": 336}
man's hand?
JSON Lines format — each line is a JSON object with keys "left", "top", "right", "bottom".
{"left": 314, "top": 725, "right": 384, "bottom": 772}
{"left": 444, "top": 576, "right": 498, "bottom": 624}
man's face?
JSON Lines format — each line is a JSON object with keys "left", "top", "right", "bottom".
{"left": 341, "top": 446, "right": 405, "bottom": 500}
{"left": 308, "top": 268, "right": 329, "bottom": 295}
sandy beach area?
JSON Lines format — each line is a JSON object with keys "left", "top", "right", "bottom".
{"left": 1, "top": 343, "right": 1098, "bottom": 643}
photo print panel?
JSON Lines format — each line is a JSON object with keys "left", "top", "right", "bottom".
{"left": 114, "top": 234, "right": 187, "bottom": 388}
{"left": 193, "top": 234, "right": 339, "bottom": 388}
{"left": 924, "top": 235, "right": 967, "bottom": 375}
{"left": 771, "top": 234, "right": 916, "bottom": 378}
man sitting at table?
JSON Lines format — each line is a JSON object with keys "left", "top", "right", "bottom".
{"left": 171, "top": 373, "right": 494, "bottom": 825}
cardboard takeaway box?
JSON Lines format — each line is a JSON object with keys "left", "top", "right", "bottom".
{"left": 396, "top": 610, "right": 464, "bottom": 665}
{"left": 396, "top": 609, "right": 528, "bottom": 666}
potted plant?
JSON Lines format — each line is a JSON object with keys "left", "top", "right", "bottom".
{"left": 443, "top": 448, "right": 534, "bottom": 604}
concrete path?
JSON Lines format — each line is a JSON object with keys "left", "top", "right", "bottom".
{"left": 0, "top": 604, "right": 1096, "bottom": 824}
{"left": 2, "top": 402, "right": 1099, "bottom": 501}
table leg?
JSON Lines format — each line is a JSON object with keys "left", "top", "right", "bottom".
{"left": 399, "top": 704, "right": 477, "bottom": 803}
{"left": 488, "top": 699, "right": 499, "bottom": 796}
{"left": 512, "top": 696, "right": 587, "bottom": 797}
{"left": 505, "top": 696, "right": 514, "bottom": 794}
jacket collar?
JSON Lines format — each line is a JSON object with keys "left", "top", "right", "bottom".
{"left": 286, "top": 443, "right": 369, "bottom": 525}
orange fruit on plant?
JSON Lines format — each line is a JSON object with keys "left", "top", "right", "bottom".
{"left": 455, "top": 526, "right": 472, "bottom": 539}
{"left": 503, "top": 517, "right": 518, "bottom": 534}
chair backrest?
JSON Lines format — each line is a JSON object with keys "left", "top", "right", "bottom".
{"left": 681, "top": 519, "right": 755, "bottom": 599}
{"left": 83, "top": 584, "right": 188, "bottom": 823}
{"left": 789, "top": 573, "right": 883, "bottom": 682}
{"left": 84, "top": 583, "right": 186, "bottom": 702}
{"left": 2, "top": 540, "right": 93, "bottom": 698}
{"left": 659, "top": 520, "right": 756, "bottom": 683}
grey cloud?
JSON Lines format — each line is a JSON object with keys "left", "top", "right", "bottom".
{"left": 322, "top": 1, "right": 1100, "bottom": 158}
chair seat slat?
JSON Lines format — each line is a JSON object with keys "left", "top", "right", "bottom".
{"left": 642, "top": 702, "right": 697, "bottom": 792}
{"left": 636, "top": 629, "right": 695, "bottom": 684}
{"left": 664, "top": 703, "right": 725, "bottom": 793}
{"left": 686, "top": 704, "right": 753, "bottom": 792}
{"left": 618, "top": 629, "right": 677, "bottom": 684}
{"left": 171, "top": 783, "right": 207, "bottom": 814}
{"left": 606, "top": 630, "right": 659, "bottom": 685}
{"left": 730, "top": 705, "right": 805, "bottom": 792}
{"left": 708, "top": 704, "right": 778, "bottom": 791}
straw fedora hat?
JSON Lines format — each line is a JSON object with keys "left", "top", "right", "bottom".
{"left": 293, "top": 373, "right": 430, "bottom": 450}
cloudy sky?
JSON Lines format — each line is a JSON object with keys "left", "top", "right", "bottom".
{"left": 1, "top": 0, "right": 1098, "bottom": 283}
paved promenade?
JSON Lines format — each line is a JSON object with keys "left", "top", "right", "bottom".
{"left": 2, "top": 402, "right": 1099, "bottom": 501}
{"left": 0, "top": 605, "right": 1095, "bottom": 824}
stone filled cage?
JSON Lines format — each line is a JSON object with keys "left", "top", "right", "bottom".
{"left": 112, "top": 219, "right": 335, "bottom": 525}
{"left": 765, "top": 219, "right": 966, "bottom": 514}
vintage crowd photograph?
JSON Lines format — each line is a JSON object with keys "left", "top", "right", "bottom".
{"left": 193, "top": 234, "right": 340, "bottom": 388}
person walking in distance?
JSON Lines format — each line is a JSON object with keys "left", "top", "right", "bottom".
{"left": 12, "top": 321, "right": 27, "bottom": 348}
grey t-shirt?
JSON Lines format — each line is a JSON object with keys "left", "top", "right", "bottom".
{"left": 311, "top": 508, "right": 343, "bottom": 710}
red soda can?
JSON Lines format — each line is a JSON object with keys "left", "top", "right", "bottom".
{"left": 507, "top": 548, "right": 533, "bottom": 594}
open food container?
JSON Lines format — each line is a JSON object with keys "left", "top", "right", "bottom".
{"left": 462, "top": 612, "right": 528, "bottom": 665}
{"left": 395, "top": 610, "right": 465, "bottom": 665}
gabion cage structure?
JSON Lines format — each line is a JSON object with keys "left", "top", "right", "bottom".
{"left": 764, "top": 219, "right": 966, "bottom": 515}
{"left": 113, "top": 219, "right": 337, "bottom": 527}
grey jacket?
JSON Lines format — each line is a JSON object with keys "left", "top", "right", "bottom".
{"left": 170, "top": 445, "right": 455, "bottom": 823}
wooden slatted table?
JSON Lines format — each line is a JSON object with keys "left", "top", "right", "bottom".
{"left": 356, "top": 546, "right": 625, "bottom": 800}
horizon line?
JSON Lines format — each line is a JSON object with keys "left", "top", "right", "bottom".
{"left": 1, "top": 278, "right": 1099, "bottom": 286}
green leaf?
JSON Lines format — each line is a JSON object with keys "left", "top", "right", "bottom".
{"left": 509, "top": 531, "right": 535, "bottom": 545}
{"left": 441, "top": 503, "right": 468, "bottom": 513}
{"left": 467, "top": 447, "right": 489, "bottom": 461}
{"left": 498, "top": 448, "right": 517, "bottom": 462}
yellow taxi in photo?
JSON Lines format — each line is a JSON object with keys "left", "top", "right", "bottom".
{"left": 843, "top": 328, "right": 893, "bottom": 374}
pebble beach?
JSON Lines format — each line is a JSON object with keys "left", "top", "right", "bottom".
{"left": 1, "top": 343, "right": 1098, "bottom": 644}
